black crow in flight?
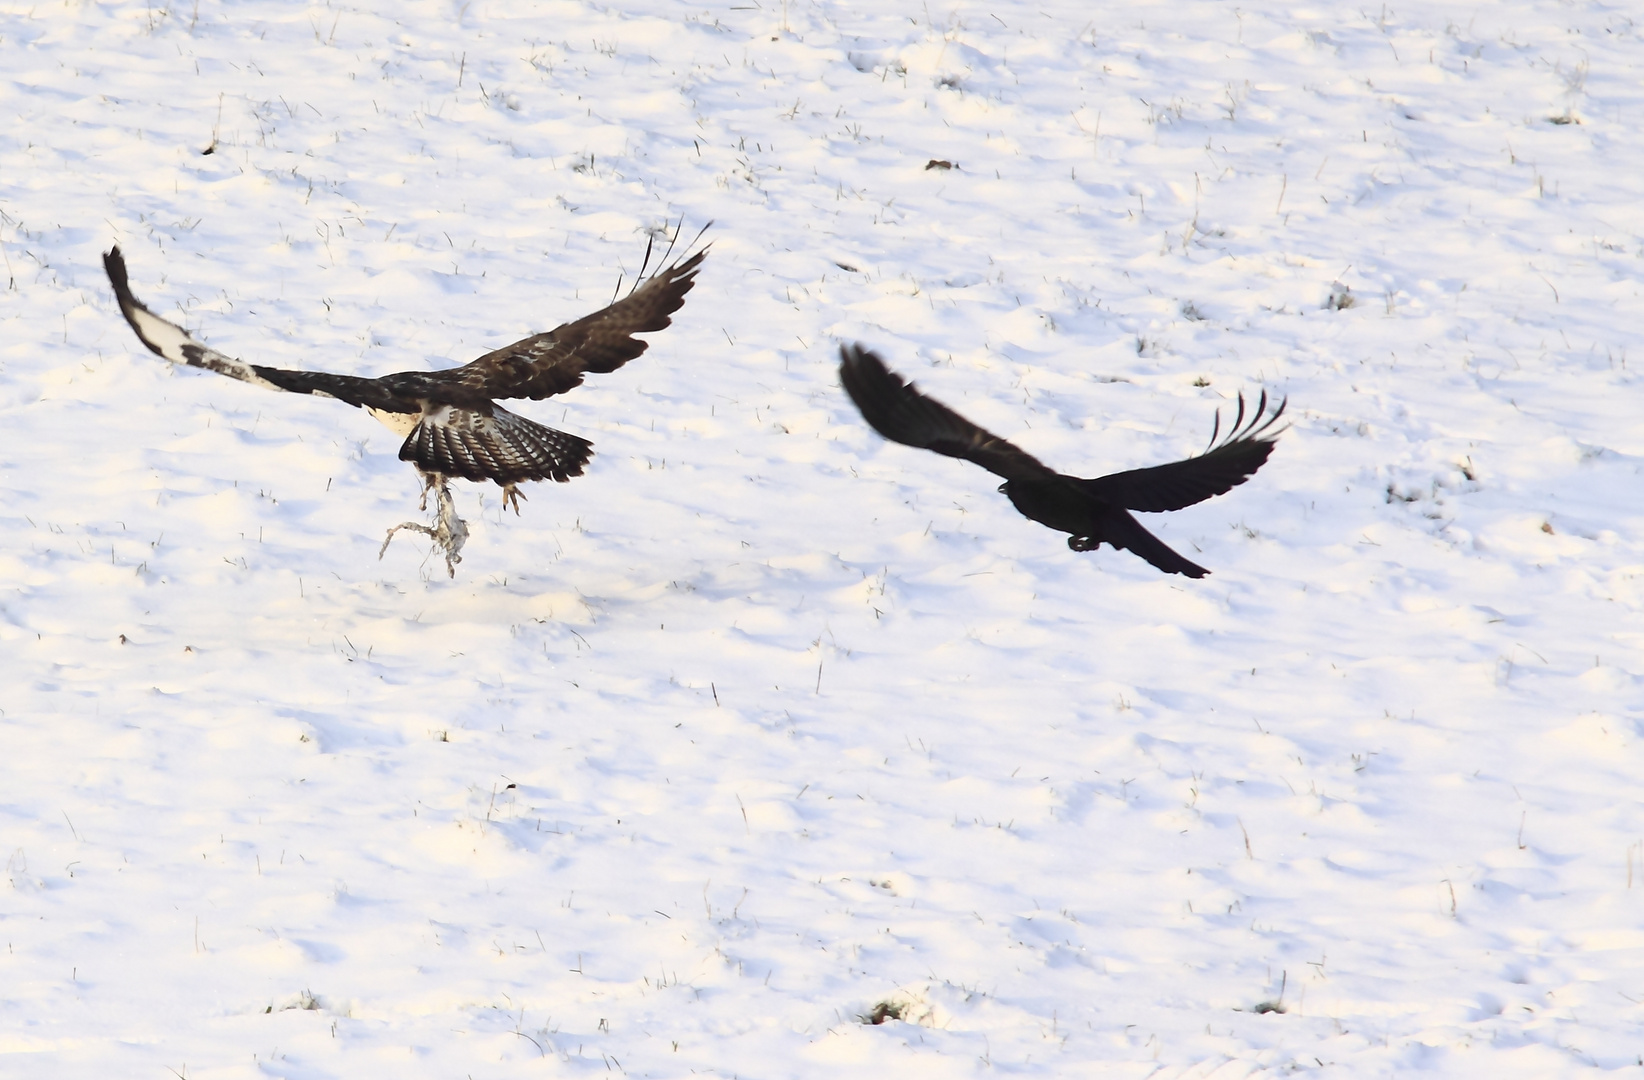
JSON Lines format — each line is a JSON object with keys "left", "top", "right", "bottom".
{"left": 838, "top": 344, "right": 1285, "bottom": 577}
{"left": 104, "top": 229, "right": 707, "bottom": 575}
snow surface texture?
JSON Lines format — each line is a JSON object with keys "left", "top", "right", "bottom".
{"left": 2, "top": 1, "right": 1642, "bottom": 1076}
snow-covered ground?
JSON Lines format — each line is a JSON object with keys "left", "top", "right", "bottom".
{"left": 3, "top": 1, "right": 1644, "bottom": 1075}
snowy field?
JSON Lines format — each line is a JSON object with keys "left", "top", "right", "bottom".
{"left": 3, "top": 0, "right": 1644, "bottom": 1075}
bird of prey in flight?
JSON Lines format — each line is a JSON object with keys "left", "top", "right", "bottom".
{"left": 838, "top": 344, "right": 1286, "bottom": 578}
{"left": 103, "top": 228, "right": 707, "bottom": 575}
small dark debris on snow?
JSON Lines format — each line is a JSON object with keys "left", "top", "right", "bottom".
{"left": 834, "top": 261, "right": 860, "bottom": 272}
{"left": 1386, "top": 484, "right": 1421, "bottom": 504}
{"left": 861, "top": 1000, "right": 906, "bottom": 1025}
{"left": 924, "top": 159, "right": 956, "bottom": 171}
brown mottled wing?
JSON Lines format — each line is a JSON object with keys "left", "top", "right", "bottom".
{"left": 838, "top": 345, "right": 1059, "bottom": 483}
{"left": 429, "top": 246, "right": 707, "bottom": 401}
{"left": 398, "top": 404, "right": 593, "bottom": 485}
{"left": 1080, "top": 392, "right": 1287, "bottom": 512}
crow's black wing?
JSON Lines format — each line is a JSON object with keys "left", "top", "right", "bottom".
{"left": 1080, "top": 392, "right": 1286, "bottom": 513}
{"left": 839, "top": 345, "right": 1059, "bottom": 483}
{"left": 424, "top": 237, "right": 708, "bottom": 402}
{"left": 103, "top": 246, "right": 413, "bottom": 414}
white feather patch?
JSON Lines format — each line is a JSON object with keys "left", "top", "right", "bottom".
{"left": 120, "top": 296, "right": 282, "bottom": 392}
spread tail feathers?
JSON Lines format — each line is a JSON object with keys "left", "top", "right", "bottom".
{"left": 398, "top": 404, "right": 593, "bottom": 486}
{"left": 1073, "top": 508, "right": 1210, "bottom": 578}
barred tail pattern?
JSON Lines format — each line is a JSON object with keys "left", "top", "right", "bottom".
{"left": 398, "top": 404, "right": 593, "bottom": 486}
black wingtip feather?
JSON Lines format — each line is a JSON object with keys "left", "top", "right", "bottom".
{"left": 839, "top": 346, "right": 901, "bottom": 440}
{"left": 837, "top": 344, "right": 913, "bottom": 447}
{"left": 103, "top": 246, "right": 130, "bottom": 295}
{"left": 1205, "top": 390, "right": 1289, "bottom": 455}
{"left": 101, "top": 244, "right": 179, "bottom": 361}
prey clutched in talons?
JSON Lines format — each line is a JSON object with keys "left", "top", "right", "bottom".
{"left": 380, "top": 475, "right": 469, "bottom": 578}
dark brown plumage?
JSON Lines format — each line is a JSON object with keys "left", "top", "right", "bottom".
{"left": 104, "top": 230, "right": 707, "bottom": 573}
{"left": 838, "top": 344, "right": 1286, "bottom": 577}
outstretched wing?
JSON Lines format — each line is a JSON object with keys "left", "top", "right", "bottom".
{"left": 428, "top": 238, "right": 709, "bottom": 402}
{"left": 102, "top": 246, "right": 412, "bottom": 414}
{"left": 1080, "top": 392, "right": 1287, "bottom": 513}
{"left": 838, "top": 345, "right": 1058, "bottom": 483}
{"left": 398, "top": 403, "right": 593, "bottom": 485}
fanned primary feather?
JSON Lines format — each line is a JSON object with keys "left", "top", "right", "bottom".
{"left": 103, "top": 228, "right": 707, "bottom": 574}
{"left": 838, "top": 344, "right": 1286, "bottom": 578}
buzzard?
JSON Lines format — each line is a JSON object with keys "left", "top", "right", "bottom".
{"left": 103, "top": 230, "right": 707, "bottom": 575}
{"left": 838, "top": 344, "right": 1286, "bottom": 577}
